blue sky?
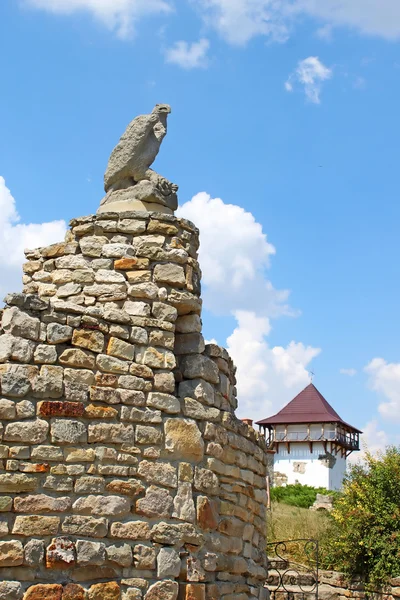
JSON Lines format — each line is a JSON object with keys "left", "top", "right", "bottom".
{"left": 1, "top": 0, "right": 400, "bottom": 456}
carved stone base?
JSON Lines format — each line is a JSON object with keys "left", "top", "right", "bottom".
{"left": 98, "top": 181, "right": 177, "bottom": 215}
{"left": 97, "top": 198, "right": 174, "bottom": 215}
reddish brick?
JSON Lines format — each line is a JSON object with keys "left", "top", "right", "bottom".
{"left": 62, "top": 584, "right": 86, "bottom": 600}
{"left": 38, "top": 401, "right": 85, "bottom": 418}
{"left": 196, "top": 496, "right": 218, "bottom": 531}
{"left": 179, "top": 585, "right": 205, "bottom": 600}
{"left": 24, "top": 584, "right": 63, "bottom": 600}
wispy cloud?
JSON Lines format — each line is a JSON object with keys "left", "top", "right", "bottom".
{"left": 164, "top": 38, "right": 210, "bottom": 69}
{"left": 285, "top": 56, "right": 332, "bottom": 104}
{"left": 340, "top": 368, "right": 357, "bottom": 377}
{"left": 23, "top": 0, "right": 172, "bottom": 38}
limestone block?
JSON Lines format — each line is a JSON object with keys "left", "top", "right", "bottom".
{"left": 4, "top": 419, "right": 49, "bottom": 444}
{"left": 175, "top": 333, "right": 205, "bottom": 355}
{"left": 107, "top": 337, "right": 135, "bottom": 361}
{"left": 16, "top": 400, "right": 35, "bottom": 419}
{"left": 110, "top": 521, "right": 151, "bottom": 540}
{"left": 180, "top": 355, "right": 219, "bottom": 384}
{"left": 154, "top": 372, "right": 175, "bottom": 393}
{"left": 88, "top": 423, "right": 135, "bottom": 443}
{"left": 194, "top": 467, "right": 219, "bottom": 495}
{"left": 0, "top": 473, "right": 38, "bottom": 492}
{"left": 13, "top": 515, "right": 60, "bottom": 536}
{"left": 76, "top": 540, "right": 106, "bottom": 566}
{"left": 144, "top": 580, "right": 179, "bottom": 600}
{"left": 154, "top": 263, "right": 185, "bottom": 287}
{"left": 72, "top": 329, "right": 105, "bottom": 353}
{"left": 135, "top": 425, "right": 162, "bottom": 445}
{"left": 151, "top": 302, "right": 178, "bottom": 323}
{"left": 124, "top": 301, "right": 151, "bottom": 317}
{"left": 138, "top": 460, "right": 177, "bottom": 488}
{"left": 56, "top": 282, "right": 82, "bottom": 297}
{"left": 164, "top": 418, "right": 204, "bottom": 462}
{"left": 121, "top": 407, "right": 162, "bottom": 423}
{"left": 128, "top": 282, "right": 159, "bottom": 300}
{"left": 14, "top": 494, "right": 71, "bottom": 513}
{"left": 0, "top": 541, "right": 23, "bottom": 567}
{"left": 168, "top": 290, "right": 201, "bottom": 315}
{"left": 157, "top": 547, "right": 181, "bottom": 578}
{"left": 46, "top": 536, "right": 76, "bottom": 569}
{"left": 0, "top": 399, "right": 16, "bottom": 419}
{"left": 75, "top": 476, "right": 105, "bottom": 494}
{"left": 175, "top": 314, "right": 202, "bottom": 333}
{"left": 51, "top": 420, "right": 87, "bottom": 444}
{"left": 136, "top": 485, "right": 173, "bottom": 518}
{"left": 2, "top": 307, "right": 40, "bottom": 341}
{"left": 0, "top": 581, "right": 23, "bottom": 600}
{"left": 30, "top": 365, "right": 62, "bottom": 399}
{"left": 184, "top": 398, "right": 220, "bottom": 421}
{"left": 134, "top": 544, "right": 156, "bottom": 569}
{"left": 106, "top": 478, "right": 144, "bottom": 497}
{"left": 96, "top": 354, "right": 129, "bottom": 374}
{"left": 106, "top": 543, "right": 133, "bottom": 567}
{"left": 95, "top": 269, "right": 126, "bottom": 283}
{"left": 130, "top": 326, "right": 149, "bottom": 344}
{"left": 0, "top": 365, "right": 37, "bottom": 397}
{"left": 59, "top": 348, "right": 96, "bottom": 369}
{"left": 43, "top": 475, "right": 73, "bottom": 491}
{"left": 79, "top": 235, "right": 109, "bottom": 257}
{"left": 73, "top": 495, "right": 131, "bottom": 517}
{"left": 61, "top": 515, "right": 108, "bottom": 538}
{"left": 119, "top": 375, "right": 147, "bottom": 391}
{"left": 24, "top": 539, "right": 45, "bottom": 566}
{"left": 102, "top": 243, "right": 135, "bottom": 258}
{"left": 147, "top": 392, "right": 180, "bottom": 414}
{"left": 173, "top": 482, "right": 196, "bottom": 523}
{"left": 47, "top": 323, "right": 73, "bottom": 344}
{"left": 179, "top": 379, "right": 215, "bottom": 406}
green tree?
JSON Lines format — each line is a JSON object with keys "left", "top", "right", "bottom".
{"left": 321, "top": 446, "right": 400, "bottom": 589}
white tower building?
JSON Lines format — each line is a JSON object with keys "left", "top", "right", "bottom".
{"left": 256, "top": 383, "right": 361, "bottom": 491}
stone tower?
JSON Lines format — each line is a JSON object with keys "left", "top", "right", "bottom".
{"left": 0, "top": 107, "right": 268, "bottom": 600}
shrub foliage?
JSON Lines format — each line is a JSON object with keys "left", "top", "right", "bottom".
{"left": 270, "top": 483, "right": 335, "bottom": 509}
{"left": 321, "top": 446, "right": 400, "bottom": 588}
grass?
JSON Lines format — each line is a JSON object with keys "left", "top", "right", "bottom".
{"left": 267, "top": 502, "right": 332, "bottom": 565}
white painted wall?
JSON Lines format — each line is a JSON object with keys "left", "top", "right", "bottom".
{"left": 272, "top": 424, "right": 348, "bottom": 490}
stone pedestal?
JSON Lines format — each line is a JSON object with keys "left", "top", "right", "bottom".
{"left": 0, "top": 210, "right": 268, "bottom": 600}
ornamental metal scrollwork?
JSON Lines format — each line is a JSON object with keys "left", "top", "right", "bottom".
{"left": 266, "top": 538, "right": 319, "bottom": 600}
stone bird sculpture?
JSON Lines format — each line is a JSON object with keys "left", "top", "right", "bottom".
{"left": 99, "top": 104, "right": 178, "bottom": 214}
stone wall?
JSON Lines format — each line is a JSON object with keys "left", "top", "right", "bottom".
{"left": 0, "top": 210, "right": 268, "bottom": 600}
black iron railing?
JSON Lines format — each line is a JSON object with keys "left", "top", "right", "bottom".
{"left": 266, "top": 538, "right": 319, "bottom": 600}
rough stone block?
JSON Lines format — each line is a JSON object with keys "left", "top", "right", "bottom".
{"left": 76, "top": 540, "right": 106, "bottom": 566}
{"left": 12, "top": 515, "right": 60, "bottom": 536}
{"left": 136, "top": 485, "right": 173, "bottom": 518}
{"left": 0, "top": 541, "right": 23, "bottom": 567}
{"left": 61, "top": 515, "right": 108, "bottom": 538}
{"left": 73, "top": 495, "right": 130, "bottom": 517}
{"left": 164, "top": 418, "right": 204, "bottom": 462}
{"left": 4, "top": 420, "right": 49, "bottom": 444}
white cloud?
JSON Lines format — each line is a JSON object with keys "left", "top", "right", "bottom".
{"left": 165, "top": 38, "right": 210, "bottom": 69}
{"left": 226, "top": 311, "right": 320, "bottom": 421}
{"left": 178, "top": 192, "right": 320, "bottom": 421}
{"left": 340, "top": 368, "right": 357, "bottom": 377}
{"left": 285, "top": 56, "right": 332, "bottom": 104}
{"left": 177, "top": 192, "right": 293, "bottom": 318}
{"left": 23, "top": 0, "right": 172, "bottom": 38}
{"left": 0, "top": 177, "right": 66, "bottom": 301}
{"left": 365, "top": 358, "right": 400, "bottom": 422}
{"left": 195, "top": 0, "right": 400, "bottom": 46}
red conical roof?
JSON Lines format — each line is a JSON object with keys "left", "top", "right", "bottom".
{"left": 255, "top": 383, "right": 361, "bottom": 432}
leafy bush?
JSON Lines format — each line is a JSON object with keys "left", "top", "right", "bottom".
{"left": 321, "top": 447, "right": 400, "bottom": 589}
{"left": 270, "top": 483, "right": 337, "bottom": 508}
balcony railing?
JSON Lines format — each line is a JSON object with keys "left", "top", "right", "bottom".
{"left": 267, "top": 430, "right": 359, "bottom": 451}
